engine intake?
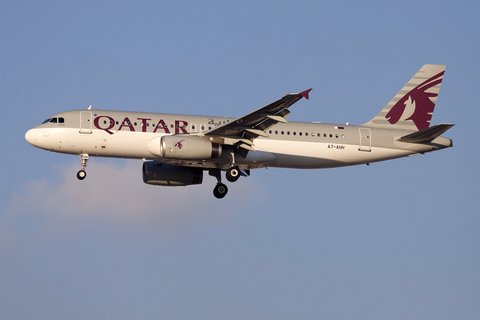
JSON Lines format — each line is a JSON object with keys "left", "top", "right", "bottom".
{"left": 142, "top": 161, "right": 203, "bottom": 186}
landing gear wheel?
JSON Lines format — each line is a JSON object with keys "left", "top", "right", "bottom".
{"left": 213, "top": 183, "right": 228, "bottom": 199}
{"left": 226, "top": 166, "right": 240, "bottom": 182}
{"left": 77, "top": 154, "right": 89, "bottom": 181}
{"left": 77, "top": 170, "right": 87, "bottom": 180}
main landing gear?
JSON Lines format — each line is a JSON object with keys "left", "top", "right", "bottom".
{"left": 214, "top": 183, "right": 228, "bottom": 199}
{"left": 76, "top": 153, "right": 89, "bottom": 180}
{"left": 209, "top": 166, "right": 247, "bottom": 199}
{"left": 225, "top": 166, "right": 240, "bottom": 182}
{"left": 209, "top": 169, "right": 228, "bottom": 199}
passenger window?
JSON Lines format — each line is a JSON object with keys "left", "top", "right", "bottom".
{"left": 299, "top": 132, "right": 302, "bottom": 136}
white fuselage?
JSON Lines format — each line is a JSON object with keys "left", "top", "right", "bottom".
{"left": 25, "top": 109, "right": 452, "bottom": 170}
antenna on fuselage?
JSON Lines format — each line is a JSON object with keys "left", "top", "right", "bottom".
{"left": 88, "top": 105, "right": 92, "bottom": 110}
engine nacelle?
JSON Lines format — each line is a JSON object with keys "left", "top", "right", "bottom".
{"left": 142, "top": 161, "right": 203, "bottom": 186}
{"left": 148, "top": 136, "right": 222, "bottom": 160}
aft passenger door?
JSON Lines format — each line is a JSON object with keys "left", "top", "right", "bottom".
{"left": 358, "top": 128, "right": 371, "bottom": 152}
{"left": 79, "top": 111, "right": 92, "bottom": 134}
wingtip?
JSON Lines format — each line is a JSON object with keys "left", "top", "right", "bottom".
{"left": 299, "top": 88, "right": 312, "bottom": 100}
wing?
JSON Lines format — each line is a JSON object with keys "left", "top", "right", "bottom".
{"left": 199, "top": 89, "right": 312, "bottom": 151}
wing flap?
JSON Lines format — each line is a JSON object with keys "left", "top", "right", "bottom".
{"left": 266, "top": 114, "right": 288, "bottom": 123}
{"left": 237, "top": 143, "right": 256, "bottom": 152}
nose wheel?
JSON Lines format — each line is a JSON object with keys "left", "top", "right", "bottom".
{"left": 77, "top": 170, "right": 87, "bottom": 180}
{"left": 77, "top": 153, "right": 89, "bottom": 180}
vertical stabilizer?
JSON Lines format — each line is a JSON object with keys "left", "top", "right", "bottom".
{"left": 363, "top": 64, "right": 446, "bottom": 131}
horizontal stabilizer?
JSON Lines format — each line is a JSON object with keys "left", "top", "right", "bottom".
{"left": 399, "top": 123, "right": 454, "bottom": 143}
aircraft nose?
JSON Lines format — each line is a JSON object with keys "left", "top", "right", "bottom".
{"left": 25, "top": 128, "right": 40, "bottom": 146}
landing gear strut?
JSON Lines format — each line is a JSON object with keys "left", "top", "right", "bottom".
{"left": 209, "top": 169, "right": 228, "bottom": 199}
{"left": 77, "top": 153, "right": 89, "bottom": 180}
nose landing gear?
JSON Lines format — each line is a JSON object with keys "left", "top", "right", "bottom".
{"left": 77, "top": 153, "right": 89, "bottom": 180}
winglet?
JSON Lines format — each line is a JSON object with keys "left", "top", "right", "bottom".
{"left": 299, "top": 88, "right": 312, "bottom": 100}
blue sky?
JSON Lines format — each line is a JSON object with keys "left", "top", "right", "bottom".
{"left": 1, "top": 1, "right": 479, "bottom": 319}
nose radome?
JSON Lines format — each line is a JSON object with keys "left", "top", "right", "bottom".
{"left": 25, "top": 128, "right": 39, "bottom": 146}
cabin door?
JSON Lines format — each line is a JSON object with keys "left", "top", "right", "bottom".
{"left": 358, "top": 128, "right": 371, "bottom": 152}
{"left": 79, "top": 111, "right": 92, "bottom": 134}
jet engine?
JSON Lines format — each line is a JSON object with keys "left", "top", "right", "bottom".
{"left": 148, "top": 136, "right": 222, "bottom": 160}
{"left": 142, "top": 161, "right": 203, "bottom": 186}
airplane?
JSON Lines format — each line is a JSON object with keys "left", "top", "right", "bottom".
{"left": 25, "top": 64, "right": 454, "bottom": 199}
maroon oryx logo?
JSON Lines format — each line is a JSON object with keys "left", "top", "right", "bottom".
{"left": 174, "top": 140, "right": 185, "bottom": 149}
{"left": 385, "top": 71, "right": 444, "bottom": 131}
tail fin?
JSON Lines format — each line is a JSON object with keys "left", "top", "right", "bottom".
{"left": 363, "top": 64, "right": 446, "bottom": 131}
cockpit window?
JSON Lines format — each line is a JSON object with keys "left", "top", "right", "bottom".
{"left": 42, "top": 117, "right": 64, "bottom": 124}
